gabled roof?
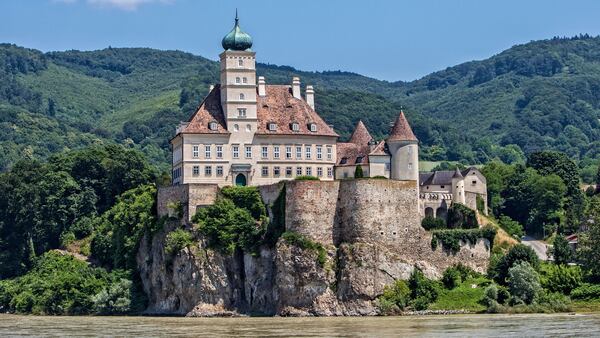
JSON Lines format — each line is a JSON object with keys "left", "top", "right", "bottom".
{"left": 419, "top": 167, "right": 485, "bottom": 186}
{"left": 348, "top": 120, "right": 373, "bottom": 145}
{"left": 387, "top": 111, "right": 417, "bottom": 142}
{"left": 255, "top": 86, "right": 338, "bottom": 137}
{"left": 179, "top": 85, "right": 229, "bottom": 134}
{"left": 369, "top": 140, "right": 389, "bottom": 156}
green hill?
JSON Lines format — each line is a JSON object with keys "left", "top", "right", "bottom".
{"left": 0, "top": 36, "right": 599, "bottom": 179}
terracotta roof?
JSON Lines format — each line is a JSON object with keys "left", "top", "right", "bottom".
{"left": 336, "top": 142, "right": 370, "bottom": 166}
{"left": 387, "top": 111, "right": 417, "bottom": 142}
{"left": 348, "top": 120, "right": 373, "bottom": 144}
{"left": 255, "top": 86, "right": 338, "bottom": 137}
{"left": 369, "top": 140, "right": 389, "bottom": 156}
{"left": 180, "top": 85, "right": 229, "bottom": 134}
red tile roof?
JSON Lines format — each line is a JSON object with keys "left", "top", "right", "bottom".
{"left": 348, "top": 120, "right": 373, "bottom": 145}
{"left": 255, "top": 86, "right": 338, "bottom": 137}
{"left": 388, "top": 111, "right": 417, "bottom": 142}
{"left": 180, "top": 85, "right": 229, "bottom": 134}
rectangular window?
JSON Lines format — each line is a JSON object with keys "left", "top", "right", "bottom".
{"left": 385, "top": 163, "right": 391, "bottom": 171}
{"left": 216, "top": 145, "right": 223, "bottom": 159}
{"left": 261, "top": 166, "right": 269, "bottom": 177}
{"left": 306, "top": 167, "right": 312, "bottom": 176}
{"left": 296, "top": 167, "right": 302, "bottom": 176}
{"left": 245, "top": 146, "right": 252, "bottom": 159}
{"left": 286, "top": 167, "right": 292, "bottom": 177}
{"left": 317, "top": 167, "right": 323, "bottom": 177}
{"left": 205, "top": 145, "right": 211, "bottom": 159}
{"left": 327, "top": 167, "right": 333, "bottom": 178}
{"left": 408, "top": 163, "right": 413, "bottom": 170}
{"left": 216, "top": 166, "right": 223, "bottom": 176}
{"left": 296, "top": 146, "right": 302, "bottom": 159}
{"left": 261, "top": 146, "right": 268, "bottom": 159}
{"left": 204, "top": 166, "right": 212, "bottom": 176}
{"left": 274, "top": 166, "right": 280, "bottom": 176}
{"left": 232, "top": 145, "right": 239, "bottom": 159}
{"left": 192, "top": 145, "right": 199, "bottom": 158}
{"left": 305, "top": 146, "right": 312, "bottom": 159}
{"left": 192, "top": 165, "right": 200, "bottom": 176}
{"left": 327, "top": 147, "right": 332, "bottom": 160}
{"left": 286, "top": 146, "right": 292, "bottom": 159}
{"left": 316, "top": 146, "right": 322, "bottom": 160}
{"left": 238, "top": 108, "right": 247, "bottom": 117}
{"left": 274, "top": 146, "right": 280, "bottom": 159}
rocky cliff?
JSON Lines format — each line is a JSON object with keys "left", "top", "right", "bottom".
{"left": 138, "top": 179, "right": 490, "bottom": 316}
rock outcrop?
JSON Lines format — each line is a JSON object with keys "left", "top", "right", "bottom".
{"left": 138, "top": 179, "right": 491, "bottom": 316}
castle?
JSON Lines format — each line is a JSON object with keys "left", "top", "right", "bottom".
{"left": 168, "top": 14, "right": 487, "bottom": 219}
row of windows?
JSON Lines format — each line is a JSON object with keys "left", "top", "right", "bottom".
{"left": 261, "top": 166, "right": 333, "bottom": 178}
{"left": 235, "top": 77, "right": 248, "bottom": 84}
{"left": 268, "top": 122, "right": 317, "bottom": 132}
{"left": 172, "top": 167, "right": 182, "bottom": 180}
{"left": 192, "top": 165, "right": 224, "bottom": 177}
{"left": 191, "top": 144, "right": 334, "bottom": 161}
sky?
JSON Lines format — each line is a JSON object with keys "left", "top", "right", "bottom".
{"left": 2, "top": 0, "right": 600, "bottom": 81}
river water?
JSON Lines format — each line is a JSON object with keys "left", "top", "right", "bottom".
{"left": 1, "top": 313, "right": 599, "bottom": 337}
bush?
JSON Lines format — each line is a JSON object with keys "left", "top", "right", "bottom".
{"left": 551, "top": 236, "right": 574, "bottom": 265}
{"left": 498, "top": 215, "right": 524, "bottom": 238}
{"left": 483, "top": 284, "right": 499, "bottom": 307}
{"left": 70, "top": 216, "right": 95, "bottom": 239}
{"left": 491, "top": 244, "right": 540, "bottom": 285}
{"left": 421, "top": 216, "right": 445, "bottom": 230}
{"left": 220, "top": 186, "right": 267, "bottom": 221}
{"left": 408, "top": 268, "right": 439, "bottom": 310}
{"left": 281, "top": 231, "right": 327, "bottom": 266}
{"left": 92, "top": 278, "right": 132, "bottom": 314}
{"left": 371, "top": 175, "right": 388, "bottom": 179}
{"left": 164, "top": 229, "right": 193, "bottom": 256}
{"left": 570, "top": 283, "right": 600, "bottom": 300}
{"left": 378, "top": 280, "right": 410, "bottom": 314}
{"left": 508, "top": 261, "right": 542, "bottom": 305}
{"left": 536, "top": 291, "right": 571, "bottom": 312}
{"left": 294, "top": 175, "right": 319, "bottom": 181}
{"left": 442, "top": 267, "right": 462, "bottom": 289}
{"left": 447, "top": 203, "right": 479, "bottom": 229}
{"left": 541, "top": 264, "right": 582, "bottom": 295}
{"left": 476, "top": 194, "right": 486, "bottom": 214}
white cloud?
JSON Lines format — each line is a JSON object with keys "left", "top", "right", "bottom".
{"left": 54, "top": 0, "right": 174, "bottom": 11}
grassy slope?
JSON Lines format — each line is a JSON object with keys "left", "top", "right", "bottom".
{"left": 429, "top": 277, "right": 489, "bottom": 312}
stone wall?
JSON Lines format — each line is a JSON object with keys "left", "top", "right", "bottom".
{"left": 157, "top": 184, "right": 218, "bottom": 223}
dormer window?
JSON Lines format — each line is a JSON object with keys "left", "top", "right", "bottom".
{"left": 309, "top": 123, "right": 317, "bottom": 132}
{"left": 208, "top": 121, "right": 218, "bottom": 130}
{"left": 291, "top": 123, "right": 299, "bottom": 132}
{"left": 268, "top": 122, "right": 277, "bottom": 131}
{"left": 356, "top": 156, "right": 364, "bottom": 164}
{"left": 340, "top": 157, "right": 348, "bottom": 164}
{"left": 239, "top": 93, "right": 245, "bottom": 100}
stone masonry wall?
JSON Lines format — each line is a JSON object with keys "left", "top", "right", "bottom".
{"left": 157, "top": 184, "right": 218, "bottom": 223}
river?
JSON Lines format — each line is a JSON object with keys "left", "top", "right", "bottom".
{"left": 1, "top": 313, "right": 599, "bottom": 337}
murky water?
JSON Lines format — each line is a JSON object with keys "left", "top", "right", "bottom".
{"left": 1, "top": 313, "right": 599, "bottom": 337}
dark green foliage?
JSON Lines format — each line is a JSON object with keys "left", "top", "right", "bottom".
{"left": 552, "top": 235, "right": 574, "bottom": 265}
{"left": 0, "top": 251, "right": 125, "bottom": 315}
{"left": 164, "top": 229, "right": 193, "bottom": 256}
{"left": 220, "top": 186, "right": 267, "bottom": 221}
{"left": 281, "top": 231, "right": 327, "bottom": 266}
{"left": 442, "top": 268, "right": 462, "bottom": 289}
{"left": 596, "top": 163, "right": 600, "bottom": 194}
{"left": 264, "top": 186, "right": 286, "bottom": 246}
{"left": 476, "top": 195, "right": 485, "bottom": 214}
{"left": 541, "top": 264, "right": 582, "bottom": 295}
{"left": 377, "top": 280, "right": 410, "bottom": 314}
{"left": 570, "top": 283, "right": 600, "bottom": 300}
{"left": 447, "top": 203, "right": 479, "bottom": 229}
{"left": 431, "top": 226, "right": 496, "bottom": 254}
{"left": 408, "top": 268, "right": 440, "bottom": 310}
{"left": 421, "top": 216, "right": 445, "bottom": 230}
{"left": 577, "top": 197, "right": 600, "bottom": 281}
{"left": 491, "top": 244, "right": 540, "bottom": 285}
{"left": 294, "top": 175, "right": 319, "bottom": 181}
{"left": 498, "top": 215, "right": 524, "bottom": 238}
{"left": 354, "top": 165, "right": 364, "bottom": 178}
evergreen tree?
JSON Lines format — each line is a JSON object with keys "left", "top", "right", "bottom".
{"left": 552, "top": 235, "right": 573, "bottom": 265}
{"left": 354, "top": 165, "right": 364, "bottom": 178}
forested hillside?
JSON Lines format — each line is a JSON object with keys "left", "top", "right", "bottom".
{"left": 0, "top": 35, "right": 599, "bottom": 180}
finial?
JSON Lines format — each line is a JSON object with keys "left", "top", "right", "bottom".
{"left": 235, "top": 8, "right": 239, "bottom": 24}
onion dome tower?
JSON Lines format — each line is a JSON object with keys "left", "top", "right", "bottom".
{"left": 387, "top": 110, "right": 419, "bottom": 181}
{"left": 221, "top": 10, "right": 253, "bottom": 51}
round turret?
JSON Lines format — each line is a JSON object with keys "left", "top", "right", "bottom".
{"left": 221, "top": 12, "right": 253, "bottom": 51}
{"left": 387, "top": 111, "right": 419, "bottom": 181}
{"left": 451, "top": 167, "right": 466, "bottom": 204}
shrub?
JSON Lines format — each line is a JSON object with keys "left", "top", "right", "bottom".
{"left": 508, "top": 262, "right": 542, "bottom": 305}
{"left": 442, "top": 267, "right": 462, "bottom": 289}
{"left": 220, "top": 186, "right": 267, "bottom": 221}
{"left": 491, "top": 244, "right": 540, "bottom": 285}
{"left": 92, "top": 278, "right": 132, "bottom": 314}
{"left": 281, "top": 231, "right": 327, "bottom": 266}
{"left": 354, "top": 165, "right": 364, "bottom": 178}
{"left": 537, "top": 291, "right": 572, "bottom": 312}
{"left": 372, "top": 175, "right": 388, "bottom": 179}
{"left": 59, "top": 231, "right": 76, "bottom": 249}
{"left": 408, "top": 268, "right": 439, "bottom": 310}
{"left": 164, "top": 229, "right": 193, "bottom": 256}
{"left": 498, "top": 215, "right": 524, "bottom": 238}
{"left": 570, "top": 283, "right": 600, "bottom": 300}
{"left": 70, "top": 216, "right": 95, "bottom": 239}
{"left": 294, "top": 175, "right": 319, "bottom": 181}
{"left": 421, "top": 216, "right": 445, "bottom": 230}
{"left": 476, "top": 194, "right": 486, "bottom": 214}
{"left": 447, "top": 203, "right": 479, "bottom": 229}
{"left": 483, "top": 284, "right": 498, "bottom": 307}
{"left": 541, "top": 264, "right": 582, "bottom": 295}
{"left": 378, "top": 280, "right": 410, "bottom": 314}
{"left": 551, "top": 236, "right": 574, "bottom": 265}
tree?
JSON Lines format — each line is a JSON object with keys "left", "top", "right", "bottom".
{"left": 577, "top": 196, "right": 600, "bottom": 281}
{"left": 552, "top": 235, "right": 573, "bottom": 265}
{"left": 596, "top": 163, "right": 600, "bottom": 195}
{"left": 354, "top": 165, "right": 364, "bottom": 178}
{"left": 491, "top": 244, "right": 540, "bottom": 285}
{"left": 508, "top": 261, "right": 541, "bottom": 305}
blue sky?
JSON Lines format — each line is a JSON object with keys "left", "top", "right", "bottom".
{"left": 2, "top": 0, "right": 600, "bottom": 81}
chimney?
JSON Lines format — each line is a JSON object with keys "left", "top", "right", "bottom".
{"left": 258, "top": 76, "right": 266, "bottom": 96}
{"left": 209, "top": 84, "right": 214, "bottom": 93}
{"left": 292, "top": 77, "right": 301, "bottom": 99}
{"left": 305, "top": 85, "right": 315, "bottom": 109}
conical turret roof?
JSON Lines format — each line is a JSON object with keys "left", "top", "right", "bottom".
{"left": 452, "top": 167, "right": 463, "bottom": 179}
{"left": 349, "top": 120, "right": 373, "bottom": 145}
{"left": 387, "top": 110, "right": 417, "bottom": 142}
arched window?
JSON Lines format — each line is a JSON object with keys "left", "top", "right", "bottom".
{"left": 235, "top": 77, "right": 240, "bottom": 84}
{"left": 208, "top": 121, "right": 218, "bottom": 130}
{"left": 425, "top": 207, "right": 434, "bottom": 218}
{"left": 239, "top": 93, "right": 245, "bottom": 100}
{"left": 238, "top": 59, "right": 243, "bottom": 67}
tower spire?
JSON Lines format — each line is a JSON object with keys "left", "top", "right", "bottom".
{"left": 235, "top": 8, "right": 238, "bottom": 24}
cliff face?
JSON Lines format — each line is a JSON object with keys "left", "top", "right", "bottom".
{"left": 138, "top": 180, "right": 490, "bottom": 316}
